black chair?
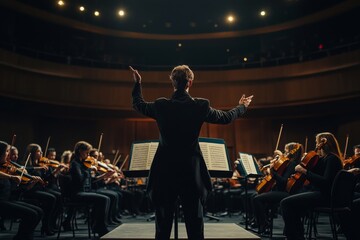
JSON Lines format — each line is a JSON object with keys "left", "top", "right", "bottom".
{"left": 308, "top": 170, "right": 355, "bottom": 240}
{"left": 57, "top": 173, "right": 93, "bottom": 239}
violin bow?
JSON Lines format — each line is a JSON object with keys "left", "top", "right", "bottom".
{"left": 119, "top": 155, "right": 129, "bottom": 171}
{"left": 44, "top": 136, "right": 51, "bottom": 157}
{"left": 304, "top": 136, "right": 308, "bottom": 153}
{"left": 10, "top": 134, "right": 16, "bottom": 147}
{"left": 275, "top": 124, "right": 283, "bottom": 152}
{"left": 114, "top": 153, "right": 122, "bottom": 166}
{"left": 7, "top": 134, "right": 16, "bottom": 161}
{"left": 343, "top": 134, "right": 349, "bottom": 159}
{"left": 98, "top": 133, "right": 103, "bottom": 153}
{"left": 113, "top": 149, "right": 119, "bottom": 164}
{"left": 18, "top": 153, "right": 31, "bottom": 186}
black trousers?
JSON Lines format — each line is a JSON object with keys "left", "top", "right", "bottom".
{"left": 22, "top": 189, "right": 56, "bottom": 231}
{"left": 0, "top": 200, "right": 43, "bottom": 240}
{"left": 253, "top": 191, "right": 289, "bottom": 230}
{"left": 72, "top": 191, "right": 110, "bottom": 233}
{"left": 96, "top": 188, "right": 120, "bottom": 221}
{"left": 280, "top": 191, "right": 328, "bottom": 240}
{"left": 338, "top": 198, "right": 360, "bottom": 240}
{"left": 154, "top": 188, "right": 204, "bottom": 240}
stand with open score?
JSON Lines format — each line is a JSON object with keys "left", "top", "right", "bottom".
{"left": 236, "top": 152, "right": 263, "bottom": 230}
{"left": 123, "top": 138, "right": 233, "bottom": 240}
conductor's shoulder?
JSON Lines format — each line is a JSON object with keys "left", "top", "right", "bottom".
{"left": 154, "top": 97, "right": 170, "bottom": 104}
{"left": 193, "top": 97, "right": 210, "bottom": 106}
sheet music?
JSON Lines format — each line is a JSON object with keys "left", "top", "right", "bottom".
{"left": 146, "top": 142, "right": 159, "bottom": 169}
{"left": 129, "top": 143, "right": 150, "bottom": 170}
{"left": 129, "top": 142, "right": 159, "bottom": 170}
{"left": 239, "top": 153, "right": 258, "bottom": 175}
{"left": 199, "top": 142, "right": 229, "bottom": 171}
{"left": 129, "top": 139, "right": 230, "bottom": 172}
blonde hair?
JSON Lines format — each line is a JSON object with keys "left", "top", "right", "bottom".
{"left": 315, "top": 132, "right": 342, "bottom": 161}
{"left": 170, "top": 65, "right": 194, "bottom": 90}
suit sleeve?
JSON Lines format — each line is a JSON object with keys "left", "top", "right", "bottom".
{"left": 204, "top": 99, "right": 247, "bottom": 124}
{"left": 132, "top": 82, "right": 156, "bottom": 119}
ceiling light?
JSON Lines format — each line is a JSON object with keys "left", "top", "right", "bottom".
{"left": 79, "top": 6, "right": 85, "bottom": 12}
{"left": 243, "top": 57, "right": 248, "bottom": 62}
{"left": 178, "top": 43, "right": 182, "bottom": 47}
{"left": 260, "top": 10, "right": 266, "bottom": 16}
{"left": 227, "top": 15, "right": 235, "bottom": 23}
{"left": 118, "top": 10, "right": 125, "bottom": 17}
{"left": 94, "top": 11, "right": 100, "bottom": 16}
{"left": 57, "top": 1, "right": 65, "bottom": 6}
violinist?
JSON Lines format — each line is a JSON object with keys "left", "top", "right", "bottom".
{"left": 89, "top": 148, "right": 122, "bottom": 225}
{"left": 68, "top": 141, "right": 111, "bottom": 236}
{"left": 0, "top": 141, "right": 43, "bottom": 240}
{"left": 9, "top": 146, "right": 19, "bottom": 163}
{"left": 46, "top": 147, "right": 57, "bottom": 161}
{"left": 280, "top": 132, "right": 343, "bottom": 240}
{"left": 253, "top": 142, "right": 303, "bottom": 234}
{"left": 343, "top": 144, "right": 360, "bottom": 169}
{"left": 60, "top": 150, "right": 72, "bottom": 173}
{"left": 20, "top": 143, "right": 59, "bottom": 236}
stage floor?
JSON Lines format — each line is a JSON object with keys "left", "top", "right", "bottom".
{"left": 101, "top": 223, "right": 260, "bottom": 240}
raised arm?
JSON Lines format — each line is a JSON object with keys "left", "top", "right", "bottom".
{"left": 205, "top": 95, "right": 253, "bottom": 124}
{"left": 130, "top": 66, "right": 156, "bottom": 119}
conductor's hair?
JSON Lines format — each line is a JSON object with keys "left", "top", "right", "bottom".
{"left": 170, "top": 65, "right": 194, "bottom": 90}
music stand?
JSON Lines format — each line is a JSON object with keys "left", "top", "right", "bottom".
{"left": 236, "top": 152, "right": 263, "bottom": 230}
{"left": 124, "top": 138, "right": 233, "bottom": 240}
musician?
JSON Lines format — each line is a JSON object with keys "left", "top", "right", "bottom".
{"left": 46, "top": 147, "right": 57, "bottom": 161}
{"left": 253, "top": 142, "right": 303, "bottom": 234}
{"left": 9, "top": 146, "right": 19, "bottom": 163}
{"left": 68, "top": 141, "right": 111, "bottom": 236}
{"left": 0, "top": 141, "right": 43, "bottom": 240}
{"left": 280, "top": 132, "right": 343, "bottom": 240}
{"left": 130, "top": 65, "right": 253, "bottom": 240}
{"left": 60, "top": 150, "right": 72, "bottom": 171}
{"left": 344, "top": 144, "right": 360, "bottom": 169}
{"left": 21, "top": 143, "right": 60, "bottom": 236}
{"left": 89, "top": 148, "right": 122, "bottom": 224}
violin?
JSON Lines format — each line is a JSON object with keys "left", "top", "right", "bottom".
{"left": 286, "top": 139, "right": 326, "bottom": 194}
{"left": 39, "top": 157, "right": 67, "bottom": 169}
{"left": 343, "top": 155, "right": 360, "bottom": 169}
{"left": 83, "top": 156, "right": 112, "bottom": 173}
{"left": 0, "top": 162, "right": 45, "bottom": 185}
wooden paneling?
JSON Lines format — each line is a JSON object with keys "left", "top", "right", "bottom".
{"left": 1, "top": 49, "right": 359, "bottom": 111}
{"left": 1, "top": 49, "right": 360, "bottom": 165}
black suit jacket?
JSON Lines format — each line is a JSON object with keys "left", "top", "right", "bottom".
{"left": 132, "top": 82, "right": 247, "bottom": 206}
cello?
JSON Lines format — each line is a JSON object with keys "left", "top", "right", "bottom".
{"left": 256, "top": 143, "right": 301, "bottom": 194}
{"left": 286, "top": 138, "right": 326, "bottom": 194}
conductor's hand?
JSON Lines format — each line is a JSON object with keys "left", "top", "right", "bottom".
{"left": 239, "top": 94, "right": 253, "bottom": 107}
{"left": 129, "top": 66, "right": 141, "bottom": 83}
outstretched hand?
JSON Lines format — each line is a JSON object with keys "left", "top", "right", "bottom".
{"left": 239, "top": 94, "right": 253, "bottom": 107}
{"left": 129, "top": 66, "right": 141, "bottom": 83}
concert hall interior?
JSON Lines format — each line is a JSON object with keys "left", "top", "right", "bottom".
{"left": 0, "top": 0, "right": 359, "bottom": 240}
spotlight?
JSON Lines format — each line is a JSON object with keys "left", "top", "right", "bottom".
{"left": 260, "top": 10, "right": 266, "bottom": 16}
{"left": 58, "top": 1, "right": 65, "bottom": 6}
{"left": 94, "top": 11, "right": 100, "bottom": 16}
{"left": 118, "top": 10, "right": 125, "bottom": 17}
{"left": 79, "top": 6, "right": 85, "bottom": 12}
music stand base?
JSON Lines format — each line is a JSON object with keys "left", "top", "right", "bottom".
{"left": 205, "top": 214, "right": 220, "bottom": 222}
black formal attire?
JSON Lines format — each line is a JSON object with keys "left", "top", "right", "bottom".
{"left": 253, "top": 159, "right": 299, "bottom": 233}
{"left": 69, "top": 157, "right": 110, "bottom": 236}
{"left": 132, "top": 81, "right": 247, "bottom": 240}
{"left": 0, "top": 176, "right": 43, "bottom": 240}
{"left": 22, "top": 165, "right": 57, "bottom": 234}
{"left": 280, "top": 153, "right": 343, "bottom": 240}
{"left": 92, "top": 172, "right": 122, "bottom": 224}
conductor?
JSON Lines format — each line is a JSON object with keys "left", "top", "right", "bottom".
{"left": 130, "top": 65, "right": 253, "bottom": 240}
